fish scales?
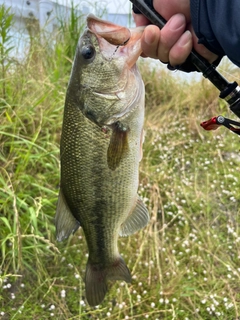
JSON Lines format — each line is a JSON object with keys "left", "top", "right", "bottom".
{"left": 61, "top": 107, "right": 140, "bottom": 255}
{"left": 55, "top": 15, "right": 149, "bottom": 307}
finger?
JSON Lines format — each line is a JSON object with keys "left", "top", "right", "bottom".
{"left": 156, "top": 13, "right": 187, "bottom": 62}
{"left": 133, "top": 12, "right": 149, "bottom": 27}
{"left": 189, "top": 25, "right": 219, "bottom": 63}
{"left": 169, "top": 30, "right": 192, "bottom": 66}
{"left": 141, "top": 25, "right": 161, "bottom": 59}
{"left": 140, "top": 14, "right": 187, "bottom": 61}
{"left": 153, "top": 0, "right": 191, "bottom": 22}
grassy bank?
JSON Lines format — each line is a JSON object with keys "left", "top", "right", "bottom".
{"left": 1, "top": 5, "right": 240, "bottom": 320}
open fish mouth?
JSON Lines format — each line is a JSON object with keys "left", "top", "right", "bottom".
{"left": 87, "top": 14, "right": 145, "bottom": 69}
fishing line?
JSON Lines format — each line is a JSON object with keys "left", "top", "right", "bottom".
{"left": 111, "top": 38, "right": 129, "bottom": 58}
{"left": 216, "top": 67, "right": 240, "bottom": 82}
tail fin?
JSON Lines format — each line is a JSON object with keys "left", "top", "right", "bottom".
{"left": 85, "top": 256, "right": 131, "bottom": 306}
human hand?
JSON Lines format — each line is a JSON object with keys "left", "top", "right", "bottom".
{"left": 133, "top": 0, "right": 218, "bottom": 67}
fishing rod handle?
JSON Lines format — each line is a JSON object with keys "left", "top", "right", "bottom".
{"left": 131, "top": 0, "right": 232, "bottom": 92}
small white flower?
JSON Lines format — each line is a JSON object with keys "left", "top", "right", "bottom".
{"left": 61, "top": 289, "right": 66, "bottom": 298}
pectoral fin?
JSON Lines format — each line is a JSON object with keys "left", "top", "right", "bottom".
{"left": 119, "top": 196, "right": 149, "bottom": 237}
{"left": 107, "top": 121, "right": 129, "bottom": 171}
{"left": 55, "top": 189, "right": 80, "bottom": 241}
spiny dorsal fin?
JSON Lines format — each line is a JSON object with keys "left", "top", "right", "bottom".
{"left": 55, "top": 189, "right": 80, "bottom": 241}
{"left": 107, "top": 121, "right": 129, "bottom": 171}
{"left": 119, "top": 196, "right": 149, "bottom": 237}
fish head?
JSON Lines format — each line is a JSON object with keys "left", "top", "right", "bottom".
{"left": 68, "top": 15, "right": 145, "bottom": 126}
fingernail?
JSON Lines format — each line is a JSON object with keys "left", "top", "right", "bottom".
{"left": 143, "top": 27, "right": 156, "bottom": 45}
{"left": 178, "top": 30, "right": 192, "bottom": 47}
{"left": 168, "top": 14, "right": 185, "bottom": 31}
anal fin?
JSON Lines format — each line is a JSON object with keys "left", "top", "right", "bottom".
{"left": 119, "top": 196, "right": 149, "bottom": 237}
{"left": 55, "top": 189, "right": 80, "bottom": 241}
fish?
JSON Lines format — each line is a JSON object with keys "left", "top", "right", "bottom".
{"left": 55, "top": 14, "right": 149, "bottom": 307}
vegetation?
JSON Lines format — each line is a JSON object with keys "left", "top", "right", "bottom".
{"left": 1, "top": 3, "right": 240, "bottom": 319}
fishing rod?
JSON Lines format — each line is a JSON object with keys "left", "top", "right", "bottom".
{"left": 130, "top": 0, "right": 240, "bottom": 135}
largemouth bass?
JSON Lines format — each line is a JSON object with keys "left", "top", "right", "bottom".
{"left": 55, "top": 15, "right": 149, "bottom": 307}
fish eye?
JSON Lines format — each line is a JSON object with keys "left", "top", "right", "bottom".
{"left": 81, "top": 45, "right": 95, "bottom": 60}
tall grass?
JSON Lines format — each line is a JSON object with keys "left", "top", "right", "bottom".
{"left": 1, "top": 3, "right": 240, "bottom": 319}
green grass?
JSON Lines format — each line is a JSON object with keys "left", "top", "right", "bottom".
{"left": 1, "top": 4, "right": 240, "bottom": 319}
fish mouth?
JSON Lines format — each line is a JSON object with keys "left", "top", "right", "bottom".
{"left": 87, "top": 14, "right": 131, "bottom": 46}
{"left": 87, "top": 14, "right": 144, "bottom": 68}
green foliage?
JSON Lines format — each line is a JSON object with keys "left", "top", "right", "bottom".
{"left": 0, "top": 4, "right": 14, "bottom": 101}
{"left": 53, "top": 1, "right": 86, "bottom": 78}
{"left": 1, "top": 5, "right": 240, "bottom": 319}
